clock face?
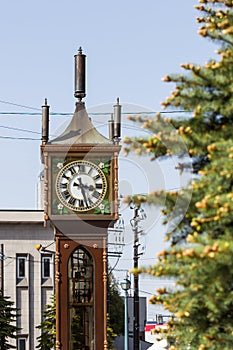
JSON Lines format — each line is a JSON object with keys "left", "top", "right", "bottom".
{"left": 55, "top": 160, "right": 108, "bottom": 212}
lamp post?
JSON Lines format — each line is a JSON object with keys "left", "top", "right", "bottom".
{"left": 121, "top": 278, "right": 131, "bottom": 350}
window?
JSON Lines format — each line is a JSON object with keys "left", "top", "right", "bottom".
{"left": 42, "top": 255, "right": 51, "bottom": 278}
{"left": 17, "top": 256, "right": 27, "bottom": 279}
{"left": 18, "top": 337, "right": 26, "bottom": 350}
{"left": 68, "top": 247, "right": 94, "bottom": 348}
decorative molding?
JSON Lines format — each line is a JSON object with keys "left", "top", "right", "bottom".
{"left": 103, "top": 237, "right": 108, "bottom": 350}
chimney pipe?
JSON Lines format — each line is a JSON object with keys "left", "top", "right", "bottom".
{"left": 74, "top": 47, "right": 86, "bottom": 101}
{"left": 113, "top": 97, "right": 121, "bottom": 139}
{"left": 41, "top": 98, "right": 50, "bottom": 144}
{"left": 108, "top": 114, "right": 114, "bottom": 141}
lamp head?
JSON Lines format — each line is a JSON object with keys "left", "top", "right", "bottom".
{"left": 35, "top": 244, "right": 42, "bottom": 251}
{"left": 120, "top": 278, "right": 131, "bottom": 291}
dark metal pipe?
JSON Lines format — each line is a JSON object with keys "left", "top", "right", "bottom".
{"left": 41, "top": 98, "right": 50, "bottom": 144}
{"left": 74, "top": 47, "right": 86, "bottom": 101}
{"left": 108, "top": 114, "right": 114, "bottom": 141}
{"left": 113, "top": 97, "right": 121, "bottom": 139}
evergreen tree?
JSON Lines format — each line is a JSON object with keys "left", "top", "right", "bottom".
{"left": 36, "top": 295, "right": 56, "bottom": 350}
{"left": 124, "top": 1, "right": 233, "bottom": 349}
{"left": 36, "top": 278, "right": 123, "bottom": 350}
{"left": 0, "top": 291, "right": 18, "bottom": 350}
{"left": 107, "top": 272, "right": 124, "bottom": 346}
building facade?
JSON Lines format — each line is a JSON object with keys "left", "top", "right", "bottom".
{"left": 0, "top": 210, "right": 54, "bottom": 349}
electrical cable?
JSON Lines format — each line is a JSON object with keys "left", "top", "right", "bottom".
{"left": 0, "top": 110, "right": 190, "bottom": 116}
{"left": 0, "top": 99, "right": 41, "bottom": 111}
{"left": 0, "top": 135, "right": 40, "bottom": 140}
{"left": 0, "top": 125, "right": 41, "bottom": 134}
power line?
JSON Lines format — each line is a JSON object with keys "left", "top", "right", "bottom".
{"left": 0, "top": 110, "right": 190, "bottom": 116}
{"left": 0, "top": 121, "right": 152, "bottom": 140}
{"left": 0, "top": 104, "right": 191, "bottom": 140}
{"left": 0, "top": 99, "right": 41, "bottom": 111}
{"left": 0, "top": 125, "right": 41, "bottom": 134}
{"left": 0, "top": 135, "right": 40, "bottom": 140}
{"left": 0, "top": 98, "right": 192, "bottom": 115}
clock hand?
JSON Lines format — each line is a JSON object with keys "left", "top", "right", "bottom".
{"left": 78, "top": 178, "right": 89, "bottom": 206}
{"left": 84, "top": 184, "right": 94, "bottom": 192}
{"left": 73, "top": 182, "right": 94, "bottom": 192}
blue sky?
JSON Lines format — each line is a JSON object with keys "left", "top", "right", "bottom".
{"left": 0, "top": 1, "right": 217, "bottom": 297}
{"left": 0, "top": 0, "right": 216, "bottom": 209}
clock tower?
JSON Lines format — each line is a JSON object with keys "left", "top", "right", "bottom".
{"left": 41, "top": 48, "right": 121, "bottom": 350}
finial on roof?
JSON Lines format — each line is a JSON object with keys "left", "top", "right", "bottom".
{"left": 41, "top": 98, "right": 50, "bottom": 145}
{"left": 113, "top": 98, "right": 121, "bottom": 142}
{"left": 74, "top": 47, "right": 86, "bottom": 101}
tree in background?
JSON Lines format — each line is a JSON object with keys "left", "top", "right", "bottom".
{"left": 107, "top": 271, "right": 124, "bottom": 348}
{"left": 36, "top": 295, "right": 56, "bottom": 350}
{"left": 0, "top": 291, "right": 18, "bottom": 350}
{"left": 124, "top": 1, "right": 233, "bottom": 349}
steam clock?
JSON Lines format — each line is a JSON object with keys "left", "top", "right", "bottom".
{"left": 41, "top": 48, "right": 121, "bottom": 350}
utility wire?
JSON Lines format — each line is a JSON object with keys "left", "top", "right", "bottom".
{"left": 0, "top": 99, "right": 41, "bottom": 111}
{"left": 0, "top": 135, "right": 40, "bottom": 140}
{"left": 0, "top": 98, "right": 192, "bottom": 114}
{"left": 0, "top": 121, "right": 152, "bottom": 140}
{"left": 0, "top": 125, "right": 41, "bottom": 134}
{"left": 0, "top": 110, "right": 190, "bottom": 116}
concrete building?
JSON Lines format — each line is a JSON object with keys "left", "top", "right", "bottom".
{"left": 0, "top": 210, "right": 54, "bottom": 350}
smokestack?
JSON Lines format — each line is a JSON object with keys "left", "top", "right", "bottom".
{"left": 108, "top": 114, "right": 114, "bottom": 141}
{"left": 74, "top": 47, "right": 86, "bottom": 101}
{"left": 41, "top": 98, "right": 50, "bottom": 144}
{"left": 113, "top": 97, "right": 121, "bottom": 139}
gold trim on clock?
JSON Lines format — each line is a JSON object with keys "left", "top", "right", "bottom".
{"left": 55, "top": 160, "right": 108, "bottom": 212}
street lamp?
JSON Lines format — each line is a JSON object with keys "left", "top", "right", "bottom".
{"left": 121, "top": 278, "right": 131, "bottom": 350}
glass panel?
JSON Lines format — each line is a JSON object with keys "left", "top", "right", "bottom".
{"left": 68, "top": 247, "right": 94, "bottom": 350}
{"left": 42, "top": 256, "right": 51, "bottom": 278}
{"left": 17, "top": 257, "right": 26, "bottom": 278}
{"left": 18, "top": 338, "right": 26, "bottom": 350}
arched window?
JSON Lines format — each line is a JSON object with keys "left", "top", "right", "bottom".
{"left": 68, "top": 247, "right": 94, "bottom": 350}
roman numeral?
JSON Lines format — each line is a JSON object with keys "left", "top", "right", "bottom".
{"left": 70, "top": 167, "right": 76, "bottom": 175}
{"left": 63, "top": 190, "right": 70, "bottom": 199}
{"left": 88, "top": 167, "right": 94, "bottom": 176}
{"left": 63, "top": 174, "right": 70, "bottom": 181}
{"left": 88, "top": 197, "right": 94, "bottom": 206}
{"left": 93, "top": 174, "right": 100, "bottom": 181}
{"left": 79, "top": 164, "right": 86, "bottom": 172}
{"left": 96, "top": 183, "right": 103, "bottom": 189}
{"left": 78, "top": 199, "right": 84, "bottom": 207}
{"left": 60, "top": 183, "right": 67, "bottom": 189}
{"left": 68, "top": 197, "right": 76, "bottom": 205}
{"left": 92, "top": 191, "right": 100, "bottom": 199}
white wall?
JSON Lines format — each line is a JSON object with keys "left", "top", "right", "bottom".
{"left": 0, "top": 212, "right": 54, "bottom": 349}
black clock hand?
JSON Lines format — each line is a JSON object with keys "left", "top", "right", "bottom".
{"left": 84, "top": 184, "right": 94, "bottom": 192}
{"left": 73, "top": 182, "right": 94, "bottom": 192}
{"left": 78, "top": 178, "right": 88, "bottom": 207}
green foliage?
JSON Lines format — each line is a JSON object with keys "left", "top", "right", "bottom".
{"left": 0, "top": 290, "right": 19, "bottom": 350}
{"left": 36, "top": 277, "right": 123, "bottom": 350}
{"left": 70, "top": 309, "right": 86, "bottom": 349}
{"left": 107, "top": 314, "right": 117, "bottom": 350}
{"left": 108, "top": 272, "right": 124, "bottom": 338}
{"left": 124, "top": 1, "right": 233, "bottom": 349}
{"left": 36, "top": 295, "right": 56, "bottom": 350}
